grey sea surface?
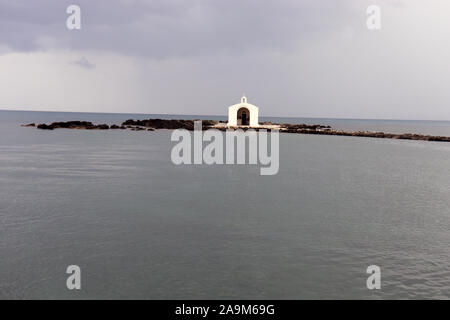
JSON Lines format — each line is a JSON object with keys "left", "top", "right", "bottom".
{"left": 0, "top": 110, "right": 449, "bottom": 299}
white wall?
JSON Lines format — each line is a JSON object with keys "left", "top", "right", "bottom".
{"left": 227, "top": 103, "right": 259, "bottom": 127}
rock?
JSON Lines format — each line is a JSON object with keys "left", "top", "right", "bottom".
{"left": 281, "top": 123, "right": 330, "bottom": 131}
{"left": 202, "top": 120, "right": 219, "bottom": 127}
{"left": 37, "top": 124, "right": 54, "bottom": 130}
{"left": 122, "top": 118, "right": 217, "bottom": 131}
{"left": 50, "top": 121, "right": 95, "bottom": 129}
{"left": 35, "top": 121, "right": 111, "bottom": 130}
{"left": 21, "top": 123, "right": 35, "bottom": 127}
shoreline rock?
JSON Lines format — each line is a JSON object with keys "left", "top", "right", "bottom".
{"left": 36, "top": 121, "right": 110, "bottom": 130}
{"left": 122, "top": 119, "right": 218, "bottom": 130}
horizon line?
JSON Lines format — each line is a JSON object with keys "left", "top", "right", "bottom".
{"left": 1, "top": 108, "right": 449, "bottom": 123}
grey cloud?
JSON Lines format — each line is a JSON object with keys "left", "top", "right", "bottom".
{"left": 70, "top": 56, "right": 95, "bottom": 69}
{"left": 0, "top": 0, "right": 356, "bottom": 58}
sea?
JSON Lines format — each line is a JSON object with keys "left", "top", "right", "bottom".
{"left": 0, "top": 110, "right": 449, "bottom": 299}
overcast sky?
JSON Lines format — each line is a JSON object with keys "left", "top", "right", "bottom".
{"left": 1, "top": 0, "right": 450, "bottom": 120}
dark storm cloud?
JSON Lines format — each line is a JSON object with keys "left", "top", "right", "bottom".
{"left": 0, "top": 0, "right": 355, "bottom": 57}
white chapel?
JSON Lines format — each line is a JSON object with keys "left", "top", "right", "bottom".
{"left": 227, "top": 96, "right": 259, "bottom": 127}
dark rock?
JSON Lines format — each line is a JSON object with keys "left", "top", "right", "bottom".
{"left": 35, "top": 121, "right": 112, "bottom": 130}
{"left": 122, "top": 118, "right": 217, "bottom": 131}
{"left": 37, "top": 124, "right": 54, "bottom": 130}
{"left": 281, "top": 123, "right": 330, "bottom": 131}
{"left": 50, "top": 121, "right": 95, "bottom": 129}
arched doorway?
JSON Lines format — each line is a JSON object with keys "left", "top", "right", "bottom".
{"left": 237, "top": 107, "right": 250, "bottom": 126}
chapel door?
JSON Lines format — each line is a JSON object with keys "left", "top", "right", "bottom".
{"left": 242, "top": 113, "right": 247, "bottom": 125}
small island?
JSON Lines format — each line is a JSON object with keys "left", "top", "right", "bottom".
{"left": 22, "top": 118, "right": 450, "bottom": 143}
{"left": 20, "top": 97, "right": 450, "bottom": 142}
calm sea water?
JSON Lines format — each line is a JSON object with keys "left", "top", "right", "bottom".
{"left": 0, "top": 110, "right": 449, "bottom": 299}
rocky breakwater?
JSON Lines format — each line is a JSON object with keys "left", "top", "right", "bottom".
{"left": 279, "top": 124, "right": 450, "bottom": 142}
{"left": 26, "top": 119, "right": 450, "bottom": 142}
{"left": 30, "top": 119, "right": 219, "bottom": 131}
